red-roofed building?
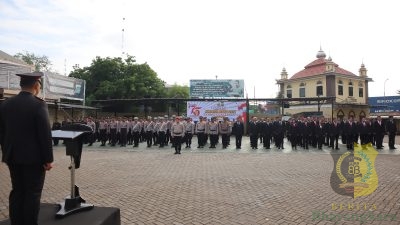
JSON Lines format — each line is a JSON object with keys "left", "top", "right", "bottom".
{"left": 276, "top": 48, "right": 373, "bottom": 120}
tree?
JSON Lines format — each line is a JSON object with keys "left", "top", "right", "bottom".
{"left": 14, "top": 51, "right": 52, "bottom": 71}
{"left": 165, "top": 83, "right": 190, "bottom": 114}
{"left": 166, "top": 83, "right": 190, "bottom": 98}
{"left": 69, "top": 55, "right": 166, "bottom": 104}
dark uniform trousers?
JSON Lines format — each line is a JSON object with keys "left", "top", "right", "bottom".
{"left": 173, "top": 136, "right": 182, "bottom": 153}
{"left": 8, "top": 164, "right": 45, "bottom": 225}
{"left": 197, "top": 132, "right": 205, "bottom": 147}
{"left": 185, "top": 132, "right": 193, "bottom": 147}
{"left": 120, "top": 128, "right": 128, "bottom": 146}
{"left": 110, "top": 129, "right": 117, "bottom": 146}
{"left": 146, "top": 131, "right": 153, "bottom": 147}
{"left": 158, "top": 131, "right": 166, "bottom": 147}
{"left": 221, "top": 133, "right": 229, "bottom": 148}
{"left": 133, "top": 131, "right": 140, "bottom": 147}
{"left": 127, "top": 129, "right": 133, "bottom": 145}
{"left": 99, "top": 129, "right": 107, "bottom": 146}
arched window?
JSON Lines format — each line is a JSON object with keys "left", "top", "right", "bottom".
{"left": 299, "top": 83, "right": 305, "bottom": 98}
{"left": 348, "top": 81, "right": 353, "bottom": 97}
{"left": 337, "top": 109, "right": 345, "bottom": 120}
{"left": 338, "top": 80, "right": 343, "bottom": 95}
{"left": 316, "top": 80, "right": 323, "bottom": 96}
{"left": 358, "top": 82, "right": 364, "bottom": 97}
{"left": 348, "top": 111, "right": 355, "bottom": 120}
{"left": 286, "top": 85, "right": 292, "bottom": 98}
{"left": 359, "top": 111, "right": 366, "bottom": 121}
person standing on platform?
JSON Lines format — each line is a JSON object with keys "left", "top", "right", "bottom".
{"left": 386, "top": 116, "right": 397, "bottom": 149}
{"left": 171, "top": 116, "right": 185, "bottom": 154}
{"left": 0, "top": 72, "right": 54, "bottom": 225}
{"left": 232, "top": 116, "right": 244, "bottom": 149}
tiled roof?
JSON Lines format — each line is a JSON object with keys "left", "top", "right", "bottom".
{"left": 290, "top": 57, "right": 356, "bottom": 80}
{"left": 0, "top": 50, "right": 31, "bottom": 66}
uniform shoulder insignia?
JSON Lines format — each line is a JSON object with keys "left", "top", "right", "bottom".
{"left": 34, "top": 96, "right": 44, "bottom": 101}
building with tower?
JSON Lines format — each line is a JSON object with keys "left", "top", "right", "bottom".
{"left": 276, "top": 48, "right": 373, "bottom": 121}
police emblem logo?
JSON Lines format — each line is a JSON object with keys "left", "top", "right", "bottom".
{"left": 330, "top": 143, "right": 379, "bottom": 198}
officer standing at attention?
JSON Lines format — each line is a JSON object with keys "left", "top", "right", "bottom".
{"left": 232, "top": 116, "right": 244, "bottom": 149}
{"left": 248, "top": 116, "right": 259, "bottom": 149}
{"left": 195, "top": 116, "right": 207, "bottom": 148}
{"left": 207, "top": 117, "right": 219, "bottom": 148}
{"left": 0, "top": 72, "right": 54, "bottom": 225}
{"left": 386, "top": 116, "right": 397, "bottom": 150}
{"left": 171, "top": 116, "right": 185, "bottom": 154}
{"left": 184, "top": 117, "right": 195, "bottom": 148}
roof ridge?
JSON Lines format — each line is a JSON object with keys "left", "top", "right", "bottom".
{"left": 0, "top": 50, "right": 31, "bottom": 66}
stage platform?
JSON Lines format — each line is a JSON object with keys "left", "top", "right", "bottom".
{"left": 0, "top": 203, "right": 120, "bottom": 225}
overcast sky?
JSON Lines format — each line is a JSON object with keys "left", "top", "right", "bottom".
{"left": 1, "top": 0, "right": 399, "bottom": 98}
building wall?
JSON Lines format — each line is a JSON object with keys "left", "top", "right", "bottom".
{"left": 281, "top": 73, "right": 369, "bottom": 120}
{"left": 334, "top": 76, "right": 367, "bottom": 104}
{"left": 283, "top": 104, "right": 369, "bottom": 120}
{"left": 283, "top": 75, "right": 367, "bottom": 104}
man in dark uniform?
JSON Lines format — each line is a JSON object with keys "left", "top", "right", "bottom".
{"left": 232, "top": 116, "right": 244, "bottom": 149}
{"left": 0, "top": 72, "right": 54, "bottom": 225}
{"left": 171, "top": 116, "right": 185, "bottom": 154}
{"left": 373, "top": 116, "right": 385, "bottom": 149}
{"left": 248, "top": 116, "right": 259, "bottom": 149}
{"left": 386, "top": 116, "right": 397, "bottom": 150}
{"left": 329, "top": 119, "right": 341, "bottom": 150}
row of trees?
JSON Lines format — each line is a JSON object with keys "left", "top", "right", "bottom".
{"left": 14, "top": 51, "right": 189, "bottom": 113}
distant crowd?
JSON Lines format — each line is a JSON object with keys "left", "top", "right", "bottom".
{"left": 52, "top": 115, "right": 397, "bottom": 152}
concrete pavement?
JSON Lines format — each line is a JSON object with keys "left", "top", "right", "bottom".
{"left": 1, "top": 137, "right": 399, "bottom": 224}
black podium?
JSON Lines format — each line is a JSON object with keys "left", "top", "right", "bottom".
{"left": 52, "top": 124, "right": 94, "bottom": 218}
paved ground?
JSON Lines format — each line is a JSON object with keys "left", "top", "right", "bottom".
{"left": 1, "top": 136, "right": 400, "bottom": 225}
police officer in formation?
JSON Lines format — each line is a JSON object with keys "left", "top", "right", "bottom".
{"left": 0, "top": 72, "right": 54, "bottom": 225}
{"left": 184, "top": 118, "right": 195, "bottom": 148}
{"left": 195, "top": 116, "right": 207, "bottom": 148}
{"left": 248, "top": 116, "right": 259, "bottom": 149}
{"left": 386, "top": 115, "right": 397, "bottom": 150}
{"left": 231, "top": 116, "right": 244, "bottom": 149}
{"left": 219, "top": 117, "right": 232, "bottom": 149}
{"left": 59, "top": 114, "right": 395, "bottom": 152}
{"left": 171, "top": 116, "right": 185, "bottom": 154}
{"left": 247, "top": 115, "right": 395, "bottom": 151}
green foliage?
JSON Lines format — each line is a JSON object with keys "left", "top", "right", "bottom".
{"left": 166, "top": 83, "right": 190, "bottom": 98}
{"left": 14, "top": 51, "right": 52, "bottom": 71}
{"left": 69, "top": 55, "right": 166, "bottom": 102}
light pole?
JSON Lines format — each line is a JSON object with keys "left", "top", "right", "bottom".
{"left": 384, "top": 78, "right": 389, "bottom": 113}
{"left": 384, "top": 78, "right": 389, "bottom": 97}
